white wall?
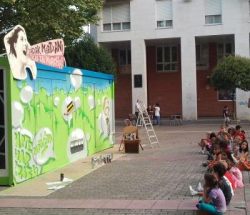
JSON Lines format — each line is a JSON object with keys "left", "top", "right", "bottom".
{"left": 181, "top": 36, "right": 197, "bottom": 120}
{"left": 235, "top": 31, "right": 250, "bottom": 120}
{"left": 131, "top": 39, "right": 147, "bottom": 113}
{"left": 96, "top": 0, "right": 250, "bottom": 120}
{"left": 97, "top": 0, "right": 250, "bottom": 41}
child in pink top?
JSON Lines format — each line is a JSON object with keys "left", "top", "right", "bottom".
{"left": 227, "top": 157, "right": 244, "bottom": 188}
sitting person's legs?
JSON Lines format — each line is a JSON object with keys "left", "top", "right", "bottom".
{"left": 197, "top": 200, "right": 222, "bottom": 215}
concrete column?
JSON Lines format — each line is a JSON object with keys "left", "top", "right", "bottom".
{"left": 181, "top": 36, "right": 197, "bottom": 120}
{"left": 131, "top": 39, "right": 147, "bottom": 113}
{"left": 235, "top": 32, "right": 250, "bottom": 120}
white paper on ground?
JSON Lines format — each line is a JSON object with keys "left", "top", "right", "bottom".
{"left": 46, "top": 178, "right": 73, "bottom": 190}
{"left": 47, "top": 185, "right": 65, "bottom": 190}
{"left": 62, "top": 177, "right": 73, "bottom": 182}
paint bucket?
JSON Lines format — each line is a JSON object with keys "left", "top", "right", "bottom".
{"left": 60, "top": 173, "right": 64, "bottom": 181}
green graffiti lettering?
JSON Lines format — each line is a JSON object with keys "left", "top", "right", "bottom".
{"left": 34, "top": 134, "right": 52, "bottom": 155}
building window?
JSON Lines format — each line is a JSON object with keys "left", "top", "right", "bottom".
{"left": 118, "top": 48, "right": 131, "bottom": 74}
{"left": 205, "top": 0, "right": 222, "bottom": 24}
{"left": 249, "top": 0, "right": 250, "bottom": 20}
{"left": 102, "top": 2, "right": 130, "bottom": 32}
{"left": 156, "top": 46, "right": 178, "bottom": 72}
{"left": 249, "top": 0, "right": 250, "bottom": 17}
{"left": 218, "top": 89, "right": 235, "bottom": 101}
{"left": 196, "top": 44, "right": 209, "bottom": 69}
{"left": 156, "top": 0, "right": 173, "bottom": 28}
{"left": 119, "top": 49, "right": 131, "bottom": 66}
{"left": 217, "top": 42, "right": 234, "bottom": 61}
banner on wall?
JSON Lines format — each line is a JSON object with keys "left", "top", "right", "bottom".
{"left": 3, "top": 25, "right": 65, "bottom": 80}
{"left": 27, "top": 39, "right": 65, "bottom": 69}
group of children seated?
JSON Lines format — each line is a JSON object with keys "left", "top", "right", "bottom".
{"left": 190, "top": 124, "right": 249, "bottom": 215}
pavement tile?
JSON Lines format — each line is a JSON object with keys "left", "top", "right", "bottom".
{"left": 102, "top": 199, "right": 132, "bottom": 209}
{"left": 0, "top": 198, "right": 112, "bottom": 209}
{"left": 151, "top": 200, "right": 180, "bottom": 210}
{"left": 227, "top": 210, "right": 246, "bottom": 215}
{"left": 178, "top": 199, "right": 197, "bottom": 210}
{"left": 128, "top": 200, "right": 156, "bottom": 209}
{"left": 233, "top": 189, "right": 245, "bottom": 200}
{"left": 246, "top": 201, "right": 250, "bottom": 210}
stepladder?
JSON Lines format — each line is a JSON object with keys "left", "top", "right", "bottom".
{"left": 136, "top": 100, "right": 160, "bottom": 148}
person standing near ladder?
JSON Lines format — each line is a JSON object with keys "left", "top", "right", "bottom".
{"left": 135, "top": 99, "right": 140, "bottom": 119}
{"left": 154, "top": 103, "right": 160, "bottom": 125}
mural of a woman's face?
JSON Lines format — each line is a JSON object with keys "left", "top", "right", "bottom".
{"left": 14, "top": 30, "right": 29, "bottom": 64}
{"left": 4, "top": 25, "right": 37, "bottom": 80}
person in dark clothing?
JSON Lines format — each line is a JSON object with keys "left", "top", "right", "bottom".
{"left": 213, "top": 162, "right": 233, "bottom": 205}
{"left": 223, "top": 105, "right": 230, "bottom": 126}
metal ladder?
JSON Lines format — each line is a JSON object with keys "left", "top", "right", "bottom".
{"left": 136, "top": 100, "right": 160, "bottom": 148}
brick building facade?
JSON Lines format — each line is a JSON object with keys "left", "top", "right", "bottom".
{"left": 94, "top": 0, "right": 250, "bottom": 120}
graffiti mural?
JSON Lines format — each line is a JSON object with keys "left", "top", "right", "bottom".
{"left": 9, "top": 64, "right": 114, "bottom": 183}
{"left": 1, "top": 25, "right": 114, "bottom": 185}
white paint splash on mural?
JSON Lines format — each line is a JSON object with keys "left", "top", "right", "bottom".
{"left": 54, "top": 96, "right": 60, "bottom": 107}
{"left": 88, "top": 95, "right": 95, "bottom": 110}
{"left": 20, "top": 85, "right": 33, "bottom": 103}
{"left": 70, "top": 69, "right": 82, "bottom": 90}
{"left": 74, "top": 96, "right": 81, "bottom": 109}
{"left": 12, "top": 101, "right": 24, "bottom": 128}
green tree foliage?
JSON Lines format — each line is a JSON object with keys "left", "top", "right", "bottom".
{"left": 211, "top": 55, "right": 250, "bottom": 91}
{"left": 0, "top": 0, "right": 103, "bottom": 53}
{"left": 65, "top": 35, "right": 116, "bottom": 75}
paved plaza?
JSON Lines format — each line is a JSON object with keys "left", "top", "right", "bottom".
{"left": 0, "top": 122, "right": 249, "bottom": 215}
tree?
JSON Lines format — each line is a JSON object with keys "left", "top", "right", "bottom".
{"left": 0, "top": 0, "right": 104, "bottom": 53}
{"left": 211, "top": 55, "right": 250, "bottom": 91}
{"left": 210, "top": 55, "right": 250, "bottom": 119}
{"left": 65, "top": 35, "right": 116, "bottom": 75}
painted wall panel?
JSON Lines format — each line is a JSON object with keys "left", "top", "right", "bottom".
{"left": 0, "top": 58, "right": 114, "bottom": 185}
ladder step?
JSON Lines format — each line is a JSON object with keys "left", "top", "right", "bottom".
{"left": 150, "top": 141, "right": 159, "bottom": 145}
{"left": 149, "top": 135, "right": 157, "bottom": 139}
{"left": 147, "top": 129, "right": 154, "bottom": 132}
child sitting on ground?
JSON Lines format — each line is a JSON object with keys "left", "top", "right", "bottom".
{"left": 222, "top": 161, "right": 237, "bottom": 190}
{"left": 207, "top": 144, "right": 222, "bottom": 170}
{"left": 226, "top": 157, "right": 244, "bottom": 188}
{"left": 198, "top": 132, "right": 212, "bottom": 154}
{"left": 213, "top": 162, "right": 233, "bottom": 205}
{"left": 234, "top": 125, "right": 246, "bottom": 140}
{"left": 196, "top": 173, "right": 226, "bottom": 215}
{"left": 206, "top": 133, "right": 217, "bottom": 161}
{"left": 237, "top": 140, "right": 250, "bottom": 171}
{"left": 218, "top": 124, "right": 227, "bottom": 137}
